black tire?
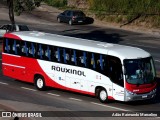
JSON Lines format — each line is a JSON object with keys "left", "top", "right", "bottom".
{"left": 97, "top": 88, "right": 108, "bottom": 103}
{"left": 69, "top": 20, "right": 73, "bottom": 25}
{"left": 34, "top": 76, "right": 46, "bottom": 91}
{"left": 57, "top": 17, "right": 61, "bottom": 23}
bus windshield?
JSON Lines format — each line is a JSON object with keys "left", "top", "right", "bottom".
{"left": 124, "top": 57, "right": 156, "bottom": 85}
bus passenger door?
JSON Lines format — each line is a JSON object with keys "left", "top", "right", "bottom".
{"left": 112, "top": 83, "right": 124, "bottom": 101}
{"left": 109, "top": 56, "right": 124, "bottom": 101}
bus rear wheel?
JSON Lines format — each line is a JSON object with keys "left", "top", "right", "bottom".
{"left": 34, "top": 75, "right": 46, "bottom": 91}
{"left": 98, "top": 88, "right": 108, "bottom": 103}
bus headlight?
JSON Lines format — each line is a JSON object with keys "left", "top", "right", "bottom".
{"left": 150, "top": 88, "right": 157, "bottom": 94}
{"left": 126, "top": 89, "right": 135, "bottom": 95}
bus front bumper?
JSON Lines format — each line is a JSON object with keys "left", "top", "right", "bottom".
{"left": 124, "top": 89, "right": 156, "bottom": 101}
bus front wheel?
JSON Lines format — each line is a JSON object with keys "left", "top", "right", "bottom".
{"left": 34, "top": 76, "right": 46, "bottom": 91}
{"left": 98, "top": 88, "right": 108, "bottom": 103}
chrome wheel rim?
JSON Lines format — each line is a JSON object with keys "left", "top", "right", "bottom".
{"left": 100, "top": 90, "right": 107, "bottom": 101}
{"left": 37, "top": 78, "right": 43, "bottom": 88}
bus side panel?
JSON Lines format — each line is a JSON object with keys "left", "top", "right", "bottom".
{"left": 2, "top": 54, "right": 27, "bottom": 81}
{"left": 2, "top": 54, "right": 37, "bottom": 83}
{"left": 37, "top": 60, "right": 112, "bottom": 97}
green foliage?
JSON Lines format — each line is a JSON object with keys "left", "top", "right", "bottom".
{"left": 13, "top": 0, "right": 43, "bottom": 16}
{"left": 87, "top": 0, "right": 160, "bottom": 27}
{"left": 87, "top": 0, "right": 160, "bottom": 15}
{"left": 14, "top": 0, "right": 21, "bottom": 16}
{"left": 43, "top": 0, "right": 67, "bottom": 7}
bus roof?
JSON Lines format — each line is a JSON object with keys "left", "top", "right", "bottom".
{"left": 5, "top": 31, "right": 150, "bottom": 60}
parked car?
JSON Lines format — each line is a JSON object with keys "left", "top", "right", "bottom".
{"left": 57, "top": 10, "right": 87, "bottom": 25}
{"left": 0, "top": 24, "right": 29, "bottom": 38}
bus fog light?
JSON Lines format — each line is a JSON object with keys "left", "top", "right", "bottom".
{"left": 127, "top": 97, "right": 131, "bottom": 100}
{"left": 126, "top": 89, "right": 134, "bottom": 95}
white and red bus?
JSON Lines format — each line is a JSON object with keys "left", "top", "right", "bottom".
{"left": 2, "top": 31, "right": 157, "bottom": 102}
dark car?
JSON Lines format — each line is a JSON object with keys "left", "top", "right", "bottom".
{"left": 0, "top": 24, "right": 29, "bottom": 38}
{"left": 57, "top": 10, "right": 86, "bottom": 25}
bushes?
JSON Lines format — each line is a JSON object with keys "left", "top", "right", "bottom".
{"left": 43, "top": 0, "right": 67, "bottom": 7}
{"left": 87, "top": 0, "right": 160, "bottom": 27}
{"left": 88, "top": 0, "right": 160, "bottom": 15}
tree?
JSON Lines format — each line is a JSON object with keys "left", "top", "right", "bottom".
{"left": 7, "top": 0, "right": 42, "bottom": 31}
{"left": 7, "top": 0, "right": 15, "bottom": 30}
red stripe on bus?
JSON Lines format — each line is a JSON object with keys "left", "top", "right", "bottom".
{"left": 4, "top": 33, "right": 22, "bottom": 40}
{"left": 125, "top": 82, "right": 157, "bottom": 94}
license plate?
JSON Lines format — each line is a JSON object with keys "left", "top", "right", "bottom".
{"left": 142, "top": 95, "right": 147, "bottom": 98}
{"left": 78, "top": 21, "right": 83, "bottom": 23}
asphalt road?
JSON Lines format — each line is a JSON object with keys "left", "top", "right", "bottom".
{"left": 0, "top": 3, "right": 160, "bottom": 120}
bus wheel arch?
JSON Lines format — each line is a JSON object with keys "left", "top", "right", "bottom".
{"left": 95, "top": 87, "right": 109, "bottom": 103}
{"left": 34, "top": 74, "right": 46, "bottom": 91}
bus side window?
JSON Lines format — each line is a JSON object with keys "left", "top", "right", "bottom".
{"left": 53, "top": 46, "right": 58, "bottom": 62}
{"left": 71, "top": 49, "right": 77, "bottom": 65}
{"left": 99, "top": 54, "right": 104, "bottom": 71}
{"left": 54, "top": 47, "right": 61, "bottom": 62}
{"left": 57, "top": 47, "right": 61, "bottom": 62}
{"left": 12, "top": 40, "right": 17, "bottom": 55}
{"left": 93, "top": 54, "right": 105, "bottom": 72}
{"left": 65, "top": 48, "right": 70, "bottom": 64}
{"left": 4, "top": 38, "right": 11, "bottom": 53}
{"left": 28, "top": 42, "right": 36, "bottom": 58}
{"left": 63, "top": 48, "right": 66, "bottom": 64}
{"left": 15, "top": 40, "right": 21, "bottom": 55}
{"left": 78, "top": 51, "right": 87, "bottom": 67}
{"left": 88, "top": 52, "right": 96, "bottom": 70}
{"left": 37, "top": 44, "right": 44, "bottom": 59}
{"left": 44, "top": 45, "right": 51, "bottom": 61}
{"left": 21, "top": 41, "right": 29, "bottom": 56}
{"left": 60, "top": 47, "right": 64, "bottom": 63}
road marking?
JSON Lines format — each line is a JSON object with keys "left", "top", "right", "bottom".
{"left": 69, "top": 97, "right": 82, "bottom": 101}
{"left": 47, "top": 93, "right": 60, "bottom": 97}
{"left": 155, "top": 59, "right": 160, "bottom": 63}
{"left": 21, "top": 87, "right": 37, "bottom": 91}
{"left": 0, "top": 82, "right": 8, "bottom": 85}
{"left": 125, "top": 43, "right": 159, "bottom": 49}
{"left": 91, "top": 102, "right": 130, "bottom": 111}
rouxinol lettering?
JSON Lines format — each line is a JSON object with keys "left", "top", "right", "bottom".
{"left": 51, "top": 66, "right": 86, "bottom": 77}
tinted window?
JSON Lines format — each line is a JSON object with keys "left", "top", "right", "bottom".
{"left": 73, "top": 11, "right": 85, "bottom": 17}
{"left": 28, "top": 42, "right": 36, "bottom": 58}
{"left": 21, "top": 41, "right": 29, "bottom": 56}
{"left": 77, "top": 51, "right": 87, "bottom": 67}
{"left": 0, "top": 25, "right": 7, "bottom": 29}
{"left": 71, "top": 49, "right": 77, "bottom": 65}
{"left": 67, "top": 11, "right": 71, "bottom": 16}
{"left": 109, "top": 56, "right": 123, "bottom": 86}
{"left": 4, "top": 38, "right": 21, "bottom": 55}
{"left": 19, "top": 25, "right": 29, "bottom": 31}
